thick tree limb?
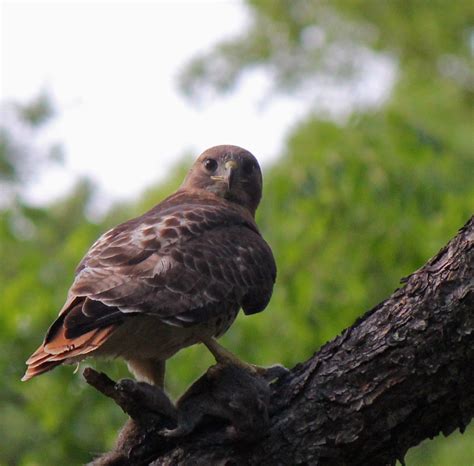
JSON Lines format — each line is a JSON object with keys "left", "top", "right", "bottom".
{"left": 87, "top": 216, "right": 474, "bottom": 465}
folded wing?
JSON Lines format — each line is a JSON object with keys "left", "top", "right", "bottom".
{"left": 23, "top": 195, "right": 276, "bottom": 380}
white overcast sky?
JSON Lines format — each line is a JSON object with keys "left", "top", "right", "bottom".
{"left": 1, "top": 1, "right": 394, "bottom": 208}
{"left": 1, "top": 0, "right": 305, "bottom": 206}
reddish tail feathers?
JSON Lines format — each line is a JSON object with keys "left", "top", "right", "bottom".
{"left": 22, "top": 323, "right": 115, "bottom": 381}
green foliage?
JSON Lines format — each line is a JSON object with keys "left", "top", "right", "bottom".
{"left": 0, "top": 91, "right": 62, "bottom": 204}
{"left": 1, "top": 2, "right": 473, "bottom": 464}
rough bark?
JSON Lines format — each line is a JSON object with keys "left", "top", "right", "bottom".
{"left": 88, "top": 216, "right": 474, "bottom": 466}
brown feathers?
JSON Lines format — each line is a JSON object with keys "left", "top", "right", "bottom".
{"left": 23, "top": 146, "right": 276, "bottom": 383}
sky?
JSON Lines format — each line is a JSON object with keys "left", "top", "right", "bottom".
{"left": 1, "top": 0, "right": 306, "bottom": 208}
{"left": 1, "top": 1, "right": 395, "bottom": 209}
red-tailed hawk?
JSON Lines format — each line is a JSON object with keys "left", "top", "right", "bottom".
{"left": 23, "top": 145, "right": 276, "bottom": 387}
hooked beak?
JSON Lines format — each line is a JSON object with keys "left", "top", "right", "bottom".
{"left": 224, "top": 160, "right": 237, "bottom": 190}
{"left": 211, "top": 160, "right": 238, "bottom": 190}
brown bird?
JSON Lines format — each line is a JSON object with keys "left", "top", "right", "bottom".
{"left": 22, "top": 145, "right": 276, "bottom": 388}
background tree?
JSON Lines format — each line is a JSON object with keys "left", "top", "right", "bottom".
{"left": 1, "top": 1, "right": 473, "bottom": 464}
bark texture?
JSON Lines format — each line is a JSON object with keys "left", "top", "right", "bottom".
{"left": 88, "top": 216, "right": 474, "bottom": 466}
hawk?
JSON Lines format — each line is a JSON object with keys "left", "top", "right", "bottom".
{"left": 22, "top": 145, "right": 276, "bottom": 388}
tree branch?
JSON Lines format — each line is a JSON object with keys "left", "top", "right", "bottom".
{"left": 88, "top": 216, "right": 474, "bottom": 465}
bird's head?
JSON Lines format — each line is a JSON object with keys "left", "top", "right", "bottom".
{"left": 182, "top": 145, "right": 263, "bottom": 216}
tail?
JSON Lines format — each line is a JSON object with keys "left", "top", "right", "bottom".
{"left": 22, "top": 297, "right": 118, "bottom": 381}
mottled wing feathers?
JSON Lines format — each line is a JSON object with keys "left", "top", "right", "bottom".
{"left": 72, "top": 212, "right": 275, "bottom": 325}
{"left": 136, "top": 224, "right": 276, "bottom": 326}
{"left": 23, "top": 191, "right": 276, "bottom": 380}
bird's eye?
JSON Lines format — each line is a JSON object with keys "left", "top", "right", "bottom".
{"left": 242, "top": 159, "right": 255, "bottom": 175}
{"left": 204, "top": 158, "right": 218, "bottom": 172}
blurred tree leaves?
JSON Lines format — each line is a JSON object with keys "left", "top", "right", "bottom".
{"left": 1, "top": 1, "right": 473, "bottom": 464}
{"left": 0, "top": 92, "right": 61, "bottom": 191}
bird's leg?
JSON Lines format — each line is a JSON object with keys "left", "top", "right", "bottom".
{"left": 202, "top": 337, "right": 248, "bottom": 368}
{"left": 201, "top": 337, "right": 289, "bottom": 381}
{"left": 126, "top": 358, "right": 166, "bottom": 388}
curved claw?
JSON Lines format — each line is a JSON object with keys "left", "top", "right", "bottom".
{"left": 252, "top": 364, "right": 290, "bottom": 381}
